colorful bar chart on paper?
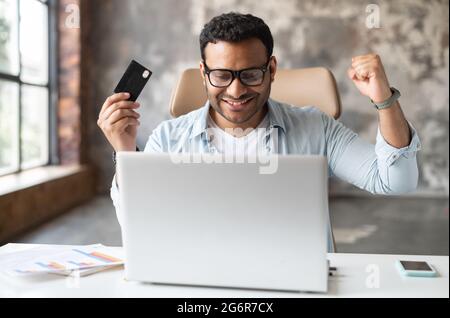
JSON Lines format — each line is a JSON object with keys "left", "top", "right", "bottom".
{"left": 72, "top": 249, "right": 123, "bottom": 263}
{"left": 68, "top": 260, "right": 96, "bottom": 267}
{"left": 15, "top": 269, "right": 37, "bottom": 274}
{"left": 0, "top": 244, "right": 124, "bottom": 276}
{"left": 36, "top": 261, "right": 67, "bottom": 271}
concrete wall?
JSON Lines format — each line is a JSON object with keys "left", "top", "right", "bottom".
{"left": 82, "top": 0, "right": 449, "bottom": 196}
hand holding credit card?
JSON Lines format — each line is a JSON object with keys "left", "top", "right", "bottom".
{"left": 97, "top": 60, "right": 152, "bottom": 152}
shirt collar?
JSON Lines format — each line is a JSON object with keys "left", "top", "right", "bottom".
{"left": 189, "top": 98, "right": 286, "bottom": 139}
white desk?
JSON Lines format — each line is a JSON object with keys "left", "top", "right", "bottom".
{"left": 0, "top": 244, "right": 448, "bottom": 298}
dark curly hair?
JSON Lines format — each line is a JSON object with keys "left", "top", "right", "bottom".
{"left": 199, "top": 12, "right": 274, "bottom": 61}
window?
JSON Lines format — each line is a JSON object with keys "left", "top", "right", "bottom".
{"left": 0, "top": 0, "right": 55, "bottom": 176}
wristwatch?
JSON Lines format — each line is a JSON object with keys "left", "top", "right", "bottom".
{"left": 112, "top": 146, "right": 140, "bottom": 165}
{"left": 371, "top": 87, "right": 401, "bottom": 110}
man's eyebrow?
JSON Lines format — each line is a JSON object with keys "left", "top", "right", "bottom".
{"left": 207, "top": 61, "right": 268, "bottom": 70}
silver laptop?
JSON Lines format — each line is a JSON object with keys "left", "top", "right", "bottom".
{"left": 117, "top": 152, "right": 329, "bottom": 293}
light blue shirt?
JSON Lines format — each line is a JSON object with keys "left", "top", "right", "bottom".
{"left": 111, "top": 98, "right": 421, "bottom": 252}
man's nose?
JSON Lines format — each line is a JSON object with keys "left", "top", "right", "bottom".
{"left": 226, "top": 77, "right": 248, "bottom": 99}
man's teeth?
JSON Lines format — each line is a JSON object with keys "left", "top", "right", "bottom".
{"left": 224, "top": 98, "right": 253, "bottom": 106}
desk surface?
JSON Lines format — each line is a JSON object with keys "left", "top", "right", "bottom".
{"left": 0, "top": 244, "right": 448, "bottom": 298}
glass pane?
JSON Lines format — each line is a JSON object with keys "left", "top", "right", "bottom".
{"left": 0, "top": 80, "right": 19, "bottom": 175}
{"left": 0, "top": 0, "right": 19, "bottom": 75}
{"left": 21, "top": 85, "right": 48, "bottom": 169}
{"left": 19, "top": 0, "right": 48, "bottom": 84}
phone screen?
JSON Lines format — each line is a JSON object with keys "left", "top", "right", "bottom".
{"left": 400, "top": 261, "right": 433, "bottom": 271}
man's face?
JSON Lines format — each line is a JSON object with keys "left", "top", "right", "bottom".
{"left": 200, "top": 38, "right": 277, "bottom": 127}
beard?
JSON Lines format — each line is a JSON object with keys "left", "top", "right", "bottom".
{"left": 206, "top": 88, "right": 270, "bottom": 125}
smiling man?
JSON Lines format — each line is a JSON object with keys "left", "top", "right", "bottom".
{"left": 98, "top": 12, "right": 421, "bottom": 252}
{"left": 201, "top": 37, "right": 272, "bottom": 131}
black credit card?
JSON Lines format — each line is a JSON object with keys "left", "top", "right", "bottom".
{"left": 113, "top": 60, "right": 152, "bottom": 102}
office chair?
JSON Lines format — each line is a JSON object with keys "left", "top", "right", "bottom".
{"left": 169, "top": 67, "right": 341, "bottom": 252}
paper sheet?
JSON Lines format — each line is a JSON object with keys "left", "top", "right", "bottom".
{"left": 0, "top": 244, "right": 124, "bottom": 276}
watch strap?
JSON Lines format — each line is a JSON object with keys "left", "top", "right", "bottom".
{"left": 371, "top": 87, "right": 401, "bottom": 110}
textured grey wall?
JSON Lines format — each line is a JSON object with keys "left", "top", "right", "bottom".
{"left": 84, "top": 0, "right": 449, "bottom": 196}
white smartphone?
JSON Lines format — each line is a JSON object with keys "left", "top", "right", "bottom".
{"left": 396, "top": 260, "right": 438, "bottom": 277}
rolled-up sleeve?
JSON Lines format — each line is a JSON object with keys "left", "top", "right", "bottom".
{"left": 324, "top": 112, "right": 421, "bottom": 195}
{"left": 373, "top": 123, "right": 421, "bottom": 193}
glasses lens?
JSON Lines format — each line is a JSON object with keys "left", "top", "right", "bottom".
{"left": 240, "top": 69, "right": 264, "bottom": 86}
{"left": 209, "top": 70, "right": 233, "bottom": 87}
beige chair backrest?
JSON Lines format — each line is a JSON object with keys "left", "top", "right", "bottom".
{"left": 170, "top": 67, "right": 341, "bottom": 119}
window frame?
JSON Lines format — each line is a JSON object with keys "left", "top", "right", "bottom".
{"left": 0, "top": 0, "right": 58, "bottom": 177}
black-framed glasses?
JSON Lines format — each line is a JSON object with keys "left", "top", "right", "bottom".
{"left": 203, "top": 58, "right": 272, "bottom": 88}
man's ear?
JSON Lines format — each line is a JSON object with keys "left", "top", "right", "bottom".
{"left": 199, "top": 61, "right": 206, "bottom": 86}
{"left": 269, "top": 56, "right": 278, "bottom": 83}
